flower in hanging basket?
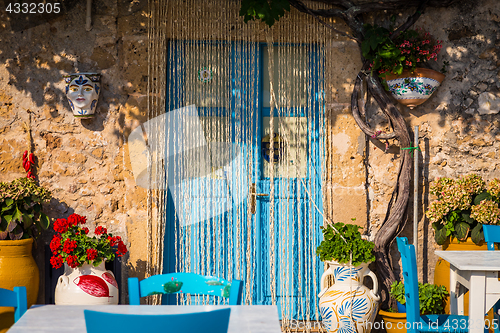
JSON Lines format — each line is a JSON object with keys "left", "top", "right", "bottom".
{"left": 426, "top": 174, "right": 500, "bottom": 246}
{"left": 362, "top": 26, "right": 445, "bottom": 108}
{"left": 49, "top": 213, "right": 127, "bottom": 269}
{"left": 362, "top": 25, "right": 443, "bottom": 78}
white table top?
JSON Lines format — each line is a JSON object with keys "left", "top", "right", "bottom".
{"left": 435, "top": 250, "right": 500, "bottom": 271}
{"left": 9, "top": 305, "right": 282, "bottom": 333}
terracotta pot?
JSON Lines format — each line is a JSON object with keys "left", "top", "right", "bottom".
{"left": 379, "top": 309, "right": 407, "bottom": 333}
{"left": 384, "top": 68, "right": 445, "bottom": 109}
{"left": 0, "top": 239, "right": 39, "bottom": 333}
{"left": 318, "top": 260, "right": 380, "bottom": 333}
{"left": 55, "top": 261, "right": 118, "bottom": 305}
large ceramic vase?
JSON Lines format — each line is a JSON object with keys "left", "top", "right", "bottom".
{"left": 55, "top": 261, "right": 118, "bottom": 305}
{"left": 384, "top": 68, "right": 445, "bottom": 109}
{"left": 319, "top": 261, "right": 380, "bottom": 333}
{"left": 0, "top": 239, "right": 39, "bottom": 333}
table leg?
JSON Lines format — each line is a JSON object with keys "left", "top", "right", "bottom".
{"left": 450, "top": 265, "right": 461, "bottom": 315}
{"left": 469, "top": 272, "right": 486, "bottom": 333}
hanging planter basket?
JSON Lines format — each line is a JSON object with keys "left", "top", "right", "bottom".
{"left": 384, "top": 68, "right": 445, "bottom": 109}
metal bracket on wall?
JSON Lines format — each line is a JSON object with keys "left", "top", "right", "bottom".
{"left": 86, "top": 0, "right": 92, "bottom": 31}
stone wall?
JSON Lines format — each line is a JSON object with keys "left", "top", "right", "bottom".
{"left": 0, "top": 0, "right": 150, "bottom": 303}
{"left": 1, "top": 0, "right": 500, "bottom": 305}
{"left": 362, "top": 0, "right": 500, "bottom": 282}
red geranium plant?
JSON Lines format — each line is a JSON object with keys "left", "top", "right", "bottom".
{"left": 362, "top": 25, "right": 443, "bottom": 77}
{"left": 50, "top": 213, "right": 127, "bottom": 269}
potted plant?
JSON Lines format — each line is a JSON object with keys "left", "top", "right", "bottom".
{"left": 362, "top": 25, "right": 445, "bottom": 108}
{"left": 50, "top": 213, "right": 127, "bottom": 305}
{"left": 0, "top": 171, "right": 51, "bottom": 331}
{"left": 379, "top": 281, "right": 448, "bottom": 333}
{"left": 426, "top": 174, "right": 500, "bottom": 246}
{"left": 426, "top": 174, "right": 500, "bottom": 315}
{"left": 317, "top": 222, "right": 379, "bottom": 333}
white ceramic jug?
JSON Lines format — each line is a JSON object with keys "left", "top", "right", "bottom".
{"left": 55, "top": 262, "right": 118, "bottom": 305}
{"left": 318, "top": 261, "right": 380, "bottom": 333}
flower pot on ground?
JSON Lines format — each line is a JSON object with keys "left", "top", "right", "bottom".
{"left": 0, "top": 177, "right": 51, "bottom": 332}
{"left": 379, "top": 281, "right": 448, "bottom": 333}
{"left": 0, "top": 239, "right": 39, "bottom": 333}
{"left": 317, "top": 222, "right": 380, "bottom": 333}
{"left": 55, "top": 261, "right": 119, "bottom": 305}
{"left": 50, "top": 213, "right": 127, "bottom": 305}
{"left": 378, "top": 309, "right": 407, "bottom": 333}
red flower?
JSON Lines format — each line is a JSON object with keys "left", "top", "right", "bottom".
{"left": 53, "top": 218, "right": 69, "bottom": 233}
{"left": 108, "top": 235, "right": 122, "bottom": 247}
{"left": 66, "top": 255, "right": 79, "bottom": 268}
{"left": 82, "top": 227, "right": 89, "bottom": 234}
{"left": 50, "top": 235, "right": 62, "bottom": 254}
{"left": 86, "top": 248, "right": 98, "bottom": 261}
{"left": 50, "top": 255, "right": 64, "bottom": 269}
{"left": 95, "top": 226, "right": 107, "bottom": 236}
{"left": 62, "top": 239, "right": 78, "bottom": 254}
{"left": 68, "top": 213, "right": 87, "bottom": 226}
{"left": 117, "top": 241, "right": 128, "bottom": 257}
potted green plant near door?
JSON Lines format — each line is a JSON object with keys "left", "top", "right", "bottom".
{"left": 317, "top": 221, "right": 380, "bottom": 333}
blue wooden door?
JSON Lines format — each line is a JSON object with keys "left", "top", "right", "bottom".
{"left": 164, "top": 41, "right": 324, "bottom": 321}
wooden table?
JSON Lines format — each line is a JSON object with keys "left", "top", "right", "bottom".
{"left": 435, "top": 250, "right": 500, "bottom": 333}
{"left": 8, "top": 305, "right": 282, "bottom": 333}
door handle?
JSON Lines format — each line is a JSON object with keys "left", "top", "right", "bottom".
{"left": 250, "top": 183, "right": 269, "bottom": 214}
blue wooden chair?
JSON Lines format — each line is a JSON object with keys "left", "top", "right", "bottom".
{"left": 84, "top": 308, "right": 231, "bottom": 333}
{"left": 128, "top": 272, "right": 243, "bottom": 305}
{"left": 0, "top": 286, "right": 28, "bottom": 322}
{"left": 483, "top": 224, "right": 500, "bottom": 251}
{"left": 482, "top": 224, "right": 500, "bottom": 333}
{"left": 396, "top": 237, "right": 487, "bottom": 333}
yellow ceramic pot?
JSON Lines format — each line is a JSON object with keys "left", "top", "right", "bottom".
{"left": 379, "top": 309, "right": 407, "bottom": 333}
{"left": 0, "top": 239, "right": 39, "bottom": 333}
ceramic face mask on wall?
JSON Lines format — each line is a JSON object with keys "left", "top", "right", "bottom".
{"left": 63, "top": 73, "right": 101, "bottom": 119}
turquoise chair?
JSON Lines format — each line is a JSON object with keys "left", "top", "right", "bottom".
{"left": 128, "top": 272, "right": 243, "bottom": 305}
{"left": 483, "top": 224, "right": 500, "bottom": 251}
{"left": 482, "top": 224, "right": 500, "bottom": 333}
{"left": 84, "top": 308, "right": 231, "bottom": 333}
{"left": 396, "top": 237, "right": 487, "bottom": 333}
{"left": 0, "top": 286, "right": 28, "bottom": 322}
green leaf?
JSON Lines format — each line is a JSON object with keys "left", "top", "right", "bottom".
{"left": 5, "top": 198, "right": 13, "bottom": 207}
{"left": 361, "top": 41, "right": 371, "bottom": 58}
{"left": 474, "top": 191, "right": 492, "bottom": 205}
{"left": 12, "top": 206, "right": 22, "bottom": 223}
{"left": 454, "top": 222, "right": 470, "bottom": 241}
{"left": 33, "top": 203, "right": 41, "bottom": 214}
{"left": 0, "top": 216, "right": 7, "bottom": 232}
{"left": 393, "top": 64, "right": 403, "bottom": 75}
{"left": 22, "top": 214, "right": 33, "bottom": 229}
{"left": 462, "top": 212, "right": 474, "bottom": 224}
{"left": 434, "top": 226, "right": 448, "bottom": 245}
{"left": 471, "top": 223, "right": 484, "bottom": 245}
{"left": 39, "top": 213, "right": 50, "bottom": 230}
